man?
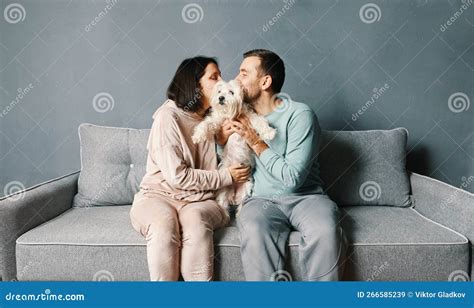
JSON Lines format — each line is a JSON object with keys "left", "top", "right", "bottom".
{"left": 218, "top": 49, "right": 348, "bottom": 281}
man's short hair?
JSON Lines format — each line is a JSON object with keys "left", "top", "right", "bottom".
{"left": 243, "top": 49, "right": 285, "bottom": 93}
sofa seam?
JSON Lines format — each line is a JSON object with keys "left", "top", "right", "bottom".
{"left": 410, "top": 171, "right": 474, "bottom": 197}
{"left": 15, "top": 242, "right": 469, "bottom": 247}
{"left": 409, "top": 207, "right": 469, "bottom": 244}
{"left": 0, "top": 170, "right": 80, "bottom": 201}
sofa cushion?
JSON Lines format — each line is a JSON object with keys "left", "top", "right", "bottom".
{"left": 73, "top": 123, "right": 412, "bottom": 208}
{"left": 16, "top": 205, "right": 469, "bottom": 281}
{"left": 73, "top": 124, "right": 149, "bottom": 207}
{"left": 319, "top": 128, "right": 412, "bottom": 207}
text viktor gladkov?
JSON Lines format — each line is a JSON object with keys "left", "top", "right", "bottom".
{"left": 415, "top": 291, "right": 465, "bottom": 298}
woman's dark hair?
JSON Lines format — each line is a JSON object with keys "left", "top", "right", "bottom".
{"left": 167, "top": 56, "right": 218, "bottom": 112}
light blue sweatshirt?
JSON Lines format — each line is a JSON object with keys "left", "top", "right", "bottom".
{"left": 251, "top": 96, "right": 325, "bottom": 198}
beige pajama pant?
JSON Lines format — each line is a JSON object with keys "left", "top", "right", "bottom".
{"left": 129, "top": 188, "right": 229, "bottom": 281}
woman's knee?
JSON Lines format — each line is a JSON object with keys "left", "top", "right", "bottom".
{"left": 131, "top": 194, "right": 177, "bottom": 226}
{"left": 179, "top": 208, "right": 214, "bottom": 242}
{"left": 145, "top": 222, "right": 181, "bottom": 249}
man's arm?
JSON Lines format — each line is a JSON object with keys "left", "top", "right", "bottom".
{"left": 260, "top": 110, "right": 318, "bottom": 189}
{"left": 234, "top": 110, "right": 319, "bottom": 190}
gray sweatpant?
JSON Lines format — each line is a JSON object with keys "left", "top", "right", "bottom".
{"left": 237, "top": 194, "right": 348, "bottom": 281}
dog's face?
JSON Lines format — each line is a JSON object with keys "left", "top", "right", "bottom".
{"left": 211, "top": 80, "right": 243, "bottom": 119}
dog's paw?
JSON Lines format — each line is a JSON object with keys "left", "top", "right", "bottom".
{"left": 260, "top": 127, "right": 277, "bottom": 141}
{"left": 191, "top": 131, "right": 207, "bottom": 144}
{"left": 191, "top": 135, "right": 201, "bottom": 144}
{"left": 216, "top": 190, "right": 230, "bottom": 209}
{"left": 235, "top": 204, "right": 243, "bottom": 217}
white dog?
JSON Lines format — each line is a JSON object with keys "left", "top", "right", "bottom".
{"left": 192, "top": 80, "right": 276, "bottom": 215}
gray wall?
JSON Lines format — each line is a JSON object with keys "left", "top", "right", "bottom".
{"left": 1, "top": 0, "right": 473, "bottom": 194}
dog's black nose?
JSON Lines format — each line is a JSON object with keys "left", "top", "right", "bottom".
{"left": 219, "top": 96, "right": 225, "bottom": 102}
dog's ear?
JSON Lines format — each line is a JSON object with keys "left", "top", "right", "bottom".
{"left": 229, "top": 80, "right": 243, "bottom": 98}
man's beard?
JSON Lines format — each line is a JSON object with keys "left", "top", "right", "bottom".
{"left": 243, "top": 87, "right": 261, "bottom": 106}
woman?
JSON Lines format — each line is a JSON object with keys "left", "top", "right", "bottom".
{"left": 130, "top": 56, "right": 250, "bottom": 281}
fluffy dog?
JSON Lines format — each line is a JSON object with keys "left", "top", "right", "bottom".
{"left": 192, "top": 80, "right": 276, "bottom": 215}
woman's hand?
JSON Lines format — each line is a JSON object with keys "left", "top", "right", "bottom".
{"left": 231, "top": 115, "right": 269, "bottom": 156}
{"left": 216, "top": 119, "right": 235, "bottom": 145}
{"left": 228, "top": 164, "right": 251, "bottom": 183}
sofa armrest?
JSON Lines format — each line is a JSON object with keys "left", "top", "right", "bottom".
{"left": 410, "top": 171, "right": 474, "bottom": 280}
{"left": 0, "top": 171, "right": 80, "bottom": 281}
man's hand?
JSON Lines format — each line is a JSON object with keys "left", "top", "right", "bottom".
{"left": 216, "top": 119, "right": 235, "bottom": 145}
{"left": 231, "top": 114, "right": 269, "bottom": 156}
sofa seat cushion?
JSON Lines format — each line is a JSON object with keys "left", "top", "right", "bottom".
{"left": 16, "top": 205, "right": 469, "bottom": 281}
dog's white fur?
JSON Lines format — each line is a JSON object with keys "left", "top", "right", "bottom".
{"left": 192, "top": 80, "right": 276, "bottom": 215}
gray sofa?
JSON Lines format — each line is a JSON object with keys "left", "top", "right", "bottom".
{"left": 1, "top": 123, "right": 472, "bottom": 281}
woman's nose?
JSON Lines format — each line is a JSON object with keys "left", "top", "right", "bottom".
{"left": 217, "top": 76, "right": 223, "bottom": 81}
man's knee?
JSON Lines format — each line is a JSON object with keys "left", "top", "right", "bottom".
{"left": 305, "top": 194, "right": 339, "bottom": 212}
{"left": 299, "top": 198, "right": 342, "bottom": 240}
{"left": 238, "top": 211, "right": 274, "bottom": 236}
{"left": 237, "top": 199, "right": 275, "bottom": 233}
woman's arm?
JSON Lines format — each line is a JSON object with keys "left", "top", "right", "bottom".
{"left": 149, "top": 110, "right": 233, "bottom": 191}
{"left": 158, "top": 144, "right": 233, "bottom": 190}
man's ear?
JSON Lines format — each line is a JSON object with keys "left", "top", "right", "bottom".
{"left": 261, "top": 75, "right": 273, "bottom": 91}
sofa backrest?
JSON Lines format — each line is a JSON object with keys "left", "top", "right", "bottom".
{"left": 73, "top": 124, "right": 412, "bottom": 208}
